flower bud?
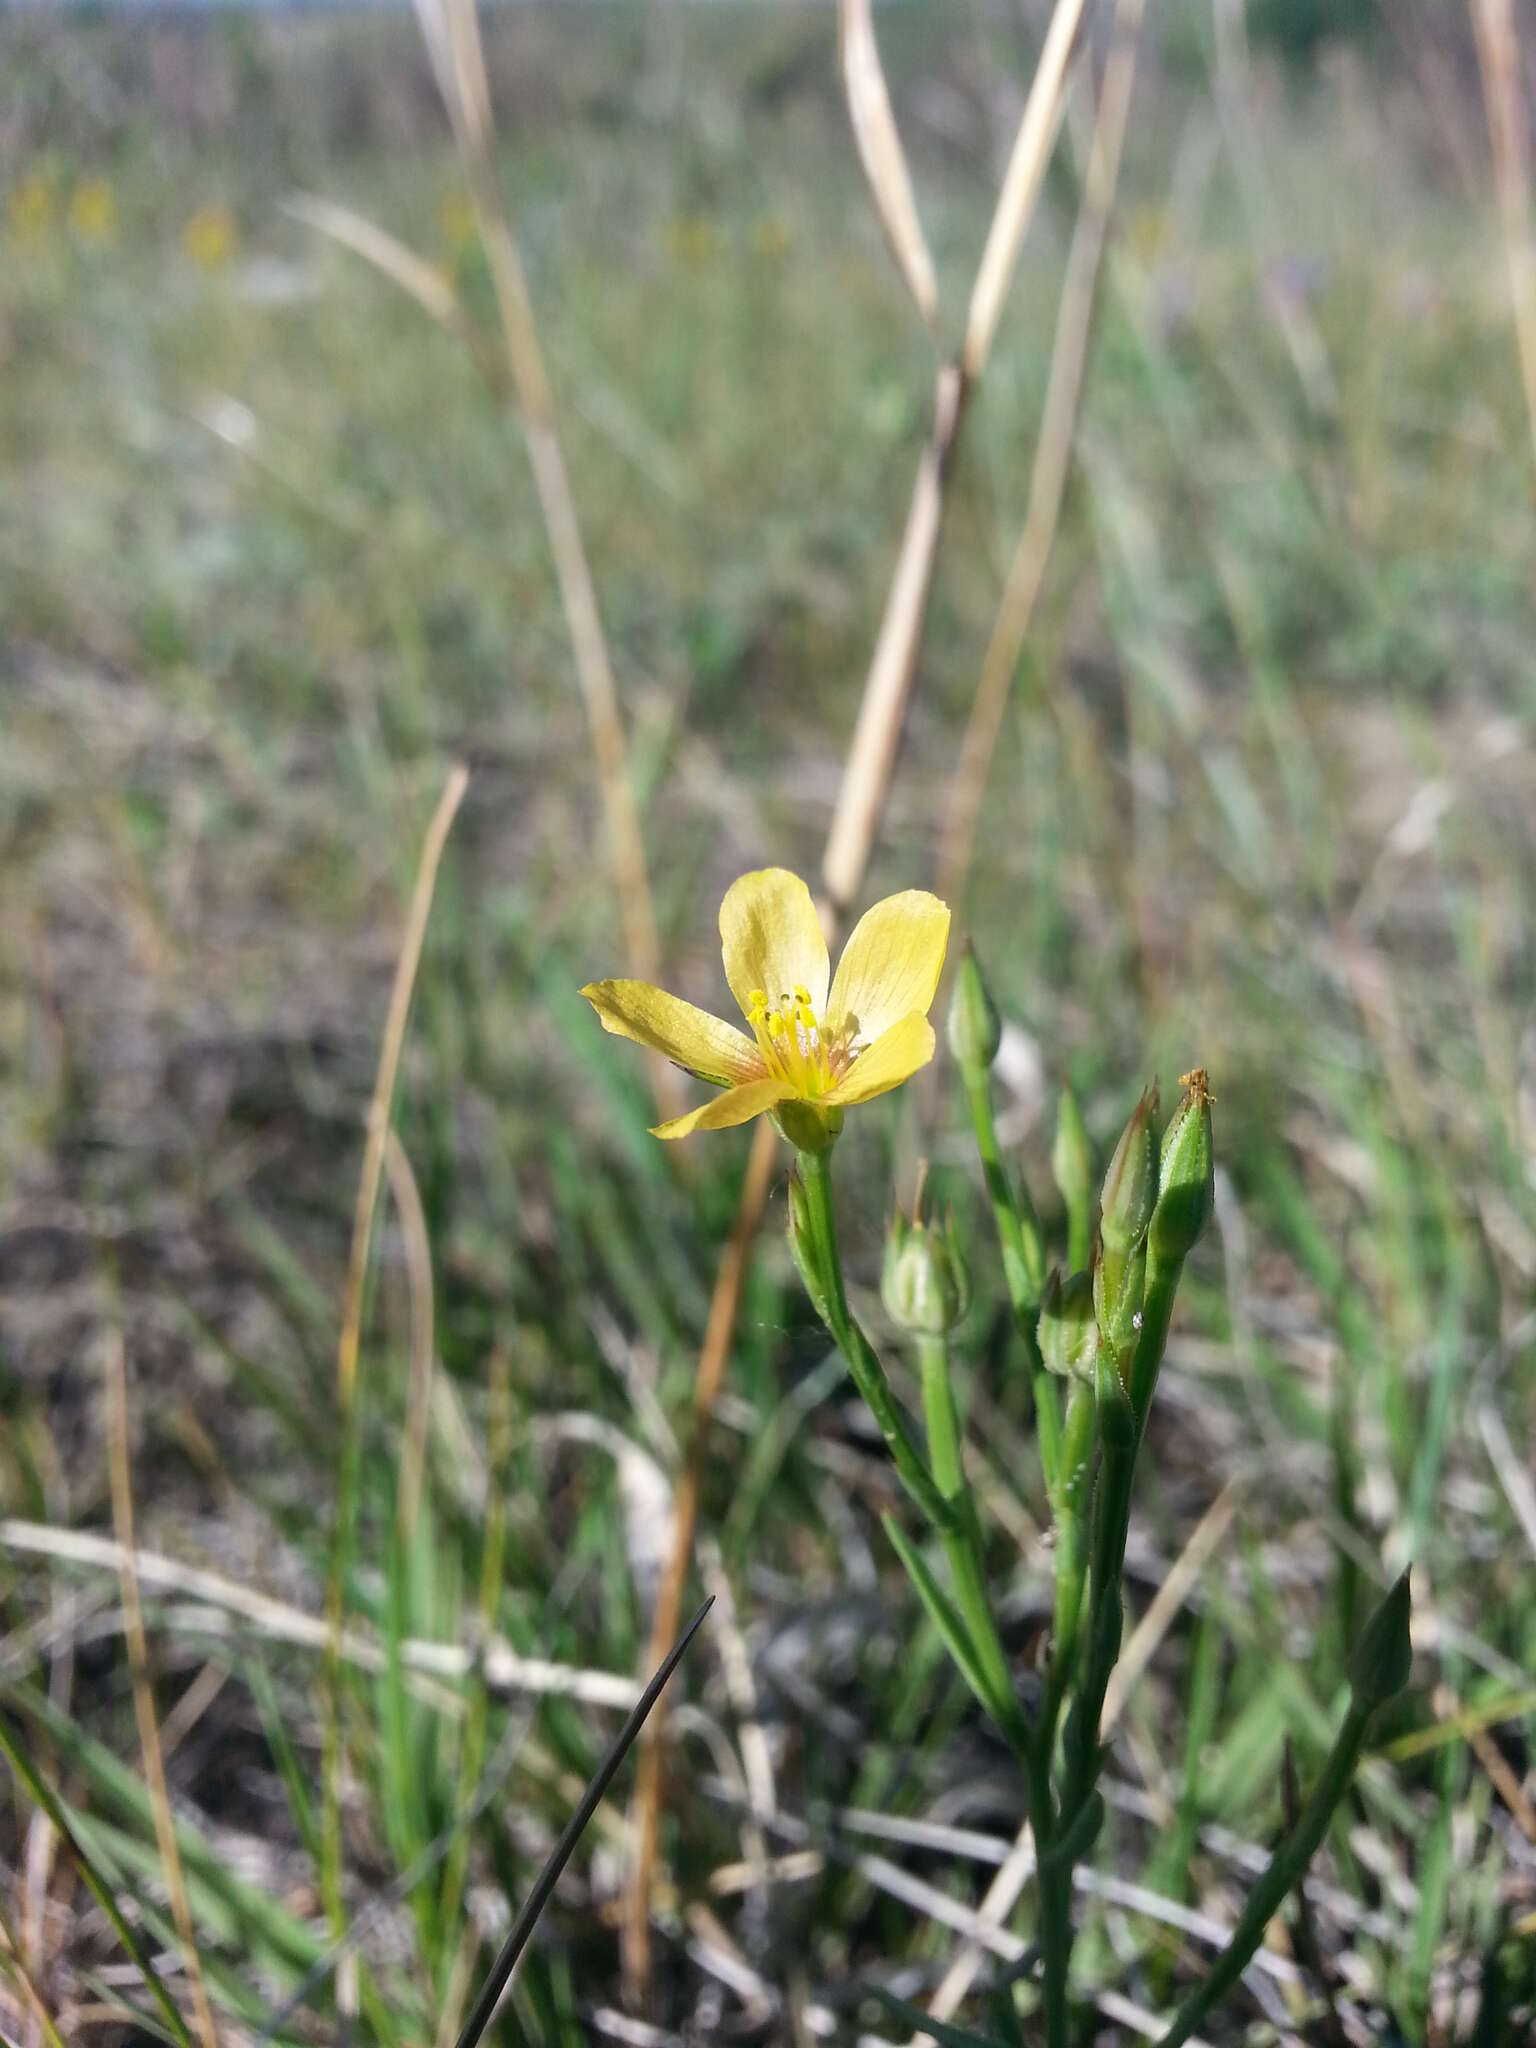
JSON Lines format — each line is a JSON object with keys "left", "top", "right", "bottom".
{"left": 1100, "top": 1085, "right": 1159, "bottom": 1255}
{"left": 1348, "top": 1569, "right": 1413, "bottom": 1711}
{"left": 1038, "top": 1267, "right": 1099, "bottom": 1383}
{"left": 882, "top": 1205, "right": 971, "bottom": 1336}
{"left": 1149, "top": 1069, "right": 1214, "bottom": 1265}
{"left": 1052, "top": 1085, "right": 1093, "bottom": 1224}
{"left": 946, "top": 943, "right": 1002, "bottom": 1070}
{"left": 1093, "top": 1233, "right": 1145, "bottom": 1391}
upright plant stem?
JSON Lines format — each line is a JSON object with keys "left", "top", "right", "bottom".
{"left": 796, "top": 1150, "right": 956, "bottom": 1538}
{"left": 914, "top": 1335, "right": 1019, "bottom": 1746}
{"left": 957, "top": 1062, "right": 1060, "bottom": 1498}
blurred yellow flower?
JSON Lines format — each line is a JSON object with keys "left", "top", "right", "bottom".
{"left": 668, "top": 215, "right": 719, "bottom": 270}
{"left": 9, "top": 173, "right": 54, "bottom": 242}
{"left": 439, "top": 190, "right": 477, "bottom": 254}
{"left": 68, "top": 179, "right": 116, "bottom": 243}
{"left": 583, "top": 868, "right": 949, "bottom": 1140}
{"left": 184, "top": 204, "right": 238, "bottom": 270}
{"left": 752, "top": 216, "right": 792, "bottom": 262}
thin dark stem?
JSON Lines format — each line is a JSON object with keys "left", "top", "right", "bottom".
{"left": 452, "top": 1598, "right": 714, "bottom": 2048}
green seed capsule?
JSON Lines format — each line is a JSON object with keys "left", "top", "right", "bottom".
{"left": 946, "top": 943, "right": 1003, "bottom": 1070}
{"left": 1100, "top": 1085, "right": 1159, "bottom": 1255}
{"left": 1149, "top": 1069, "right": 1215, "bottom": 1265}
{"left": 1038, "top": 1267, "right": 1100, "bottom": 1383}
{"left": 882, "top": 1205, "right": 971, "bottom": 1336}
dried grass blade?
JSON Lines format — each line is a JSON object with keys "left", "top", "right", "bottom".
{"left": 838, "top": 0, "right": 939, "bottom": 326}
{"left": 963, "top": 0, "right": 1091, "bottom": 379}
{"left": 285, "top": 194, "right": 464, "bottom": 336}
{"left": 940, "top": 0, "right": 1144, "bottom": 901}
{"left": 106, "top": 1325, "right": 220, "bottom": 2048}
{"left": 1472, "top": 0, "right": 1536, "bottom": 469}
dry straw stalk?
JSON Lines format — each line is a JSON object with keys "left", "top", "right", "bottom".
{"left": 624, "top": 0, "right": 1100, "bottom": 1998}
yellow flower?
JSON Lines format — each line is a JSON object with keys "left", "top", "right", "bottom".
{"left": 582, "top": 868, "right": 950, "bottom": 1142}
{"left": 9, "top": 172, "right": 54, "bottom": 242}
{"left": 184, "top": 204, "right": 238, "bottom": 271}
{"left": 667, "top": 215, "right": 719, "bottom": 271}
{"left": 68, "top": 179, "right": 116, "bottom": 242}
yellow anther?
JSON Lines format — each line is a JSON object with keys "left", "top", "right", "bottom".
{"left": 749, "top": 989, "right": 767, "bottom": 1012}
{"left": 794, "top": 985, "right": 812, "bottom": 1007}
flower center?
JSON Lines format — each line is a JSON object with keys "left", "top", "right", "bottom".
{"left": 747, "top": 986, "right": 856, "bottom": 1097}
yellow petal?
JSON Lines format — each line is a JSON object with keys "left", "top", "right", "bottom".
{"left": 827, "top": 890, "right": 950, "bottom": 1044}
{"left": 719, "top": 869, "right": 830, "bottom": 1021}
{"left": 580, "top": 980, "right": 762, "bottom": 1086}
{"left": 650, "top": 1075, "right": 793, "bottom": 1141}
{"left": 823, "top": 1013, "right": 935, "bottom": 1107}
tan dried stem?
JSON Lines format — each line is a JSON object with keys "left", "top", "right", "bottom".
{"left": 295, "top": 0, "right": 675, "bottom": 1117}
{"left": 1472, "top": 0, "right": 1536, "bottom": 474}
{"left": 413, "top": 0, "right": 678, "bottom": 1118}
{"left": 323, "top": 764, "right": 468, "bottom": 1938}
{"left": 105, "top": 1327, "right": 220, "bottom": 2048}
{"left": 0, "top": 1895, "right": 65, "bottom": 2048}
{"left": 824, "top": 0, "right": 1092, "bottom": 911}
{"left": 622, "top": 0, "right": 1095, "bottom": 1998}
{"left": 939, "top": 0, "right": 1145, "bottom": 904}
{"left": 838, "top": 0, "right": 940, "bottom": 328}
{"left": 335, "top": 766, "right": 468, "bottom": 1415}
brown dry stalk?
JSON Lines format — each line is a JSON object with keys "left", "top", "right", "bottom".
{"left": 0, "top": 1894, "right": 66, "bottom": 2048}
{"left": 105, "top": 1327, "right": 220, "bottom": 2048}
{"left": 621, "top": 0, "right": 1096, "bottom": 1999}
{"left": 1472, "top": 0, "right": 1536, "bottom": 473}
{"left": 839, "top": 0, "right": 940, "bottom": 329}
{"left": 413, "top": 0, "right": 678, "bottom": 1120}
{"left": 299, "top": 0, "right": 675, "bottom": 1117}
{"left": 335, "top": 766, "right": 469, "bottom": 1413}
{"left": 1432, "top": 1682, "right": 1536, "bottom": 1846}
{"left": 324, "top": 764, "right": 468, "bottom": 1941}
{"left": 939, "top": 0, "right": 1145, "bottom": 904}
{"left": 621, "top": 1114, "right": 781, "bottom": 1998}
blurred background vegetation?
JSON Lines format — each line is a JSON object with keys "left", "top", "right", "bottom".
{"left": 2, "top": 1, "right": 1534, "bottom": 2042}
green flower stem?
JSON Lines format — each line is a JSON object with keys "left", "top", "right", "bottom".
{"left": 795, "top": 1148, "right": 957, "bottom": 1539}
{"left": 1027, "top": 1739, "right": 1069, "bottom": 2048}
{"left": 1062, "top": 1422, "right": 1136, "bottom": 1820}
{"left": 960, "top": 1063, "right": 1046, "bottom": 1311}
{"left": 1128, "top": 1245, "right": 1182, "bottom": 1434}
{"left": 916, "top": 1333, "right": 966, "bottom": 1504}
{"left": 1155, "top": 1698, "right": 1374, "bottom": 2048}
{"left": 1044, "top": 1251, "right": 1192, "bottom": 2029}
{"left": 915, "top": 1335, "right": 1023, "bottom": 1756}
{"left": 958, "top": 1062, "right": 1060, "bottom": 1497}
{"left": 1047, "top": 1381, "right": 1097, "bottom": 1708}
